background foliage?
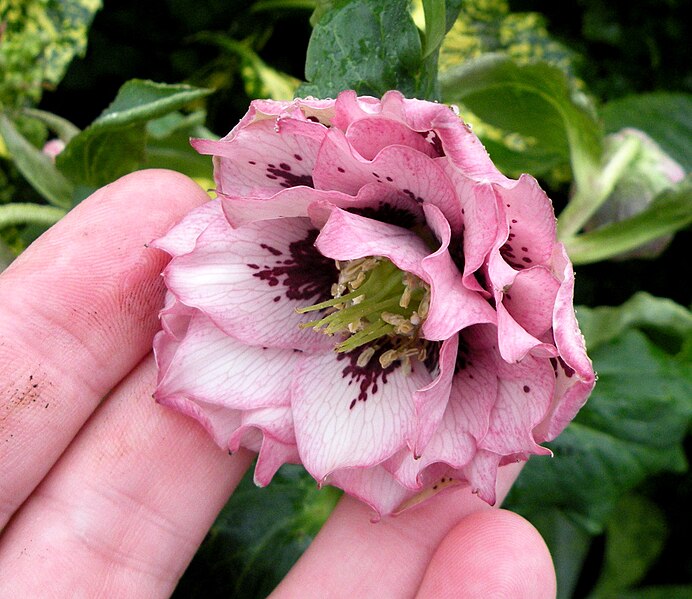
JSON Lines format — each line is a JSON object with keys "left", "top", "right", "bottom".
{"left": 1, "top": 1, "right": 690, "bottom": 597}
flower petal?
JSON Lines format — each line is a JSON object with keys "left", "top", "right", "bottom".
{"left": 458, "top": 449, "right": 502, "bottom": 505}
{"left": 164, "top": 215, "right": 335, "bottom": 351}
{"left": 312, "top": 128, "right": 463, "bottom": 232}
{"left": 421, "top": 203, "right": 497, "bottom": 340}
{"left": 311, "top": 203, "right": 430, "bottom": 279}
{"left": 192, "top": 117, "right": 326, "bottom": 197}
{"left": 155, "top": 311, "right": 300, "bottom": 410}
{"left": 151, "top": 199, "right": 222, "bottom": 257}
{"left": 326, "top": 465, "right": 414, "bottom": 520}
{"left": 503, "top": 266, "right": 560, "bottom": 339}
{"left": 228, "top": 406, "right": 301, "bottom": 486}
{"left": 345, "top": 116, "right": 440, "bottom": 159}
{"left": 534, "top": 246, "right": 596, "bottom": 441}
{"left": 292, "top": 350, "right": 430, "bottom": 480}
{"left": 220, "top": 181, "right": 423, "bottom": 228}
{"left": 414, "top": 328, "right": 499, "bottom": 470}
{"left": 478, "top": 352, "right": 555, "bottom": 456}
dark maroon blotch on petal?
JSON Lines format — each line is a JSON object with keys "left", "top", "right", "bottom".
{"left": 250, "top": 229, "right": 337, "bottom": 302}
{"left": 338, "top": 344, "right": 401, "bottom": 409}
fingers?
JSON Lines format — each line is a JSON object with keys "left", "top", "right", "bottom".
{"left": 0, "top": 170, "right": 209, "bottom": 527}
{"left": 271, "top": 462, "right": 523, "bottom": 598}
{"left": 415, "top": 510, "right": 556, "bottom": 599}
{"left": 0, "top": 355, "right": 252, "bottom": 597}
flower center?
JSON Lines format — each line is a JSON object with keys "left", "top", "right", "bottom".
{"left": 296, "top": 257, "right": 430, "bottom": 368}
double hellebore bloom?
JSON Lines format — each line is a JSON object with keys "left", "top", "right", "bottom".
{"left": 153, "top": 91, "right": 595, "bottom": 517}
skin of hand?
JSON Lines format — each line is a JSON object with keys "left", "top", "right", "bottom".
{"left": 0, "top": 170, "right": 557, "bottom": 598}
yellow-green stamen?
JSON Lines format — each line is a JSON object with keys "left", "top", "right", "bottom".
{"left": 296, "top": 256, "right": 430, "bottom": 356}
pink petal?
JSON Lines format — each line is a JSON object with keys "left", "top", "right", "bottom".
{"left": 151, "top": 199, "right": 222, "bottom": 257}
{"left": 410, "top": 337, "right": 458, "bottom": 456}
{"left": 415, "top": 328, "right": 499, "bottom": 469}
{"left": 312, "top": 128, "right": 463, "bottom": 232}
{"left": 228, "top": 406, "right": 301, "bottom": 486}
{"left": 534, "top": 246, "right": 596, "bottom": 441}
{"left": 192, "top": 117, "right": 326, "bottom": 197}
{"left": 325, "top": 465, "right": 414, "bottom": 520}
{"left": 503, "top": 266, "right": 560, "bottom": 339}
{"left": 220, "top": 181, "right": 423, "bottom": 228}
{"left": 311, "top": 203, "right": 430, "bottom": 279}
{"left": 291, "top": 349, "right": 431, "bottom": 480}
{"left": 458, "top": 449, "right": 502, "bottom": 505}
{"left": 478, "top": 352, "right": 555, "bottom": 457}
{"left": 420, "top": 204, "right": 496, "bottom": 340}
{"left": 345, "top": 117, "right": 440, "bottom": 160}
{"left": 495, "top": 301, "right": 557, "bottom": 363}
{"left": 158, "top": 292, "right": 195, "bottom": 340}
{"left": 438, "top": 165, "right": 500, "bottom": 292}
{"left": 331, "top": 91, "right": 508, "bottom": 182}
{"left": 493, "top": 174, "right": 558, "bottom": 271}
{"left": 164, "top": 215, "right": 335, "bottom": 351}
{"left": 154, "top": 311, "right": 300, "bottom": 410}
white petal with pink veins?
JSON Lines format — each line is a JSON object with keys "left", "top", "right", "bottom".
{"left": 411, "top": 336, "right": 458, "bottom": 456}
{"left": 292, "top": 350, "right": 431, "bottom": 480}
{"left": 416, "top": 331, "right": 498, "bottom": 469}
{"left": 155, "top": 312, "right": 300, "bottom": 410}
{"left": 164, "top": 215, "right": 335, "bottom": 352}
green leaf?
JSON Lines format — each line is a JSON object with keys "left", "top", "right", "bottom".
{"left": 198, "top": 35, "right": 300, "bottom": 101}
{"left": 55, "top": 80, "right": 211, "bottom": 191}
{"left": 298, "top": 0, "right": 426, "bottom": 98}
{"left": 529, "top": 508, "right": 592, "bottom": 599}
{"left": 589, "top": 495, "right": 668, "bottom": 599}
{"left": 437, "top": 0, "right": 577, "bottom": 177}
{"left": 145, "top": 111, "right": 214, "bottom": 183}
{"left": 21, "top": 108, "right": 80, "bottom": 142}
{"left": 576, "top": 293, "right": 692, "bottom": 353}
{"left": 615, "top": 586, "right": 692, "bottom": 599}
{"left": 0, "top": 202, "right": 66, "bottom": 229}
{"left": 0, "top": 0, "right": 102, "bottom": 106}
{"left": 564, "top": 176, "right": 692, "bottom": 265}
{"left": 0, "top": 113, "right": 73, "bottom": 208}
{"left": 602, "top": 93, "right": 692, "bottom": 172}
{"left": 173, "top": 465, "right": 339, "bottom": 598}
{"left": 421, "top": 0, "right": 447, "bottom": 59}
{"left": 439, "top": 54, "right": 602, "bottom": 185}
{"left": 506, "top": 330, "right": 692, "bottom": 535}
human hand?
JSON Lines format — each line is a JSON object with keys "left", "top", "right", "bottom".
{"left": 0, "top": 170, "right": 556, "bottom": 598}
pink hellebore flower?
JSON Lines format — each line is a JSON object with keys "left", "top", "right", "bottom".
{"left": 152, "top": 91, "right": 595, "bottom": 518}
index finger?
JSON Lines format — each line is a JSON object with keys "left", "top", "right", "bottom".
{"left": 0, "top": 169, "right": 208, "bottom": 527}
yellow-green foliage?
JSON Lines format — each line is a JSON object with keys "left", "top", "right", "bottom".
{"left": 0, "top": 0, "right": 101, "bottom": 107}
{"left": 439, "top": 0, "right": 573, "bottom": 73}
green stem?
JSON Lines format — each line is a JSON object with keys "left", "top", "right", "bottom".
{"left": 0, "top": 203, "right": 67, "bottom": 229}
{"left": 558, "top": 135, "right": 641, "bottom": 240}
